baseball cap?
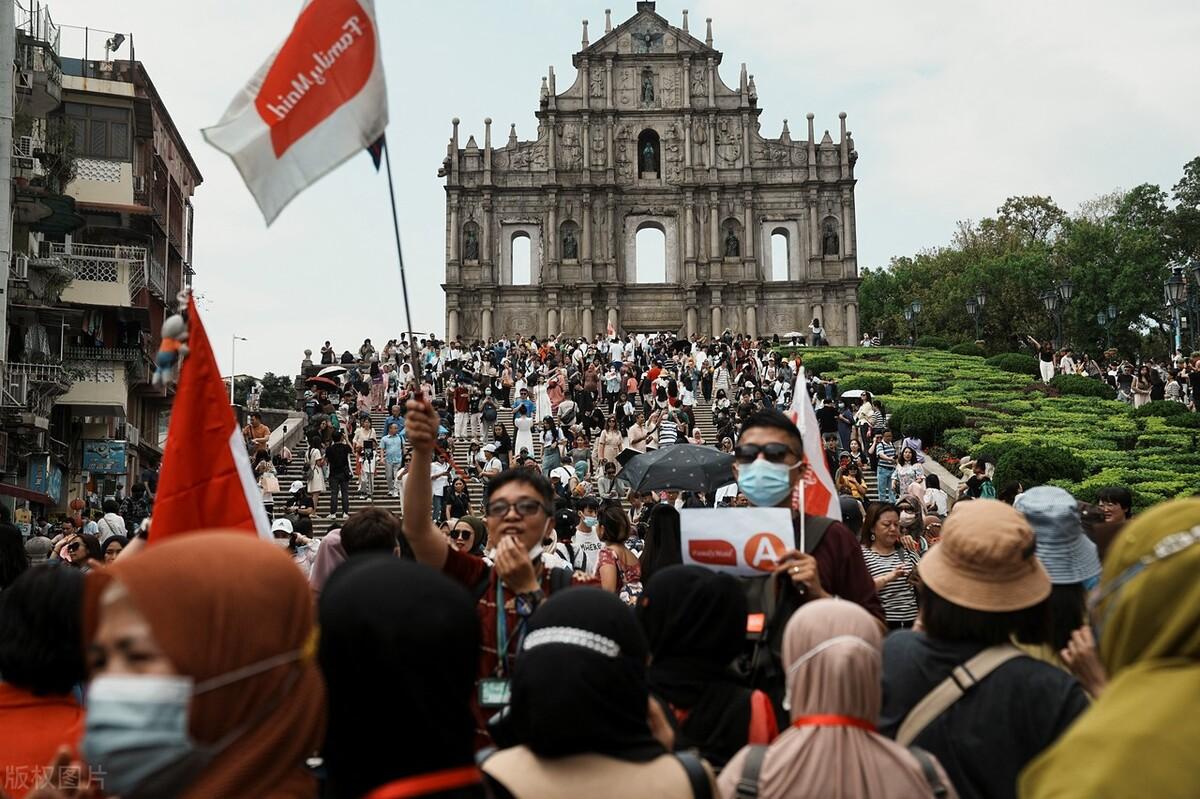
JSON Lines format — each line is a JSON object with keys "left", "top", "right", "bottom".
{"left": 289, "top": 480, "right": 305, "bottom": 494}
{"left": 271, "top": 518, "right": 294, "bottom": 535}
{"left": 918, "top": 499, "right": 1051, "bottom": 612}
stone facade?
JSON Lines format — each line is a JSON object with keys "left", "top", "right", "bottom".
{"left": 441, "top": 2, "right": 860, "bottom": 344}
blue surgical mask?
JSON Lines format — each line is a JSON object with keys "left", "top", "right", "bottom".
{"left": 83, "top": 648, "right": 304, "bottom": 798}
{"left": 737, "top": 459, "right": 801, "bottom": 507}
{"left": 583, "top": 515, "right": 598, "bottom": 529}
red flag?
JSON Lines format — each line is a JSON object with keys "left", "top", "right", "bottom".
{"left": 149, "top": 296, "right": 270, "bottom": 543}
{"left": 788, "top": 369, "right": 842, "bottom": 520}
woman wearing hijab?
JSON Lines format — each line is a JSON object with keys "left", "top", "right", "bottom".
{"left": 319, "top": 557, "right": 485, "bottom": 799}
{"left": 81, "top": 533, "right": 325, "bottom": 798}
{"left": 482, "top": 588, "right": 716, "bottom": 798}
{"left": 1019, "top": 498, "right": 1200, "bottom": 798}
{"left": 639, "top": 566, "right": 778, "bottom": 770}
{"left": 721, "top": 599, "right": 956, "bottom": 798}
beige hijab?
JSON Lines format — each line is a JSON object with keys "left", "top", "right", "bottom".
{"left": 719, "top": 599, "right": 956, "bottom": 799}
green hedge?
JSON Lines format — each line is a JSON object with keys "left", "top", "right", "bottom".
{"left": 916, "top": 335, "right": 952, "bottom": 350}
{"left": 1166, "top": 414, "right": 1200, "bottom": 430}
{"left": 888, "top": 401, "right": 967, "bottom": 444}
{"left": 986, "top": 352, "right": 1039, "bottom": 376}
{"left": 801, "top": 355, "right": 842, "bottom": 376}
{"left": 1050, "top": 374, "right": 1117, "bottom": 400}
{"left": 1132, "top": 400, "right": 1192, "bottom": 419}
{"left": 994, "top": 444, "right": 1085, "bottom": 488}
{"left": 838, "top": 375, "right": 895, "bottom": 397}
{"left": 949, "top": 342, "right": 986, "bottom": 358}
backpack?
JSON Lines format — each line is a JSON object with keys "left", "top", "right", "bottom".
{"left": 482, "top": 403, "right": 498, "bottom": 422}
{"left": 979, "top": 480, "right": 997, "bottom": 499}
{"left": 735, "top": 516, "right": 835, "bottom": 697}
{"left": 732, "top": 743, "right": 948, "bottom": 798}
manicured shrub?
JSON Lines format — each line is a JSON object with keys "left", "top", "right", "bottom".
{"left": 949, "top": 342, "right": 986, "bottom": 358}
{"left": 799, "top": 355, "right": 841, "bottom": 376}
{"left": 888, "top": 402, "right": 967, "bottom": 445}
{"left": 994, "top": 444, "right": 1085, "bottom": 489}
{"left": 838, "top": 375, "right": 895, "bottom": 397}
{"left": 1049, "top": 374, "right": 1116, "bottom": 400}
{"left": 1131, "top": 400, "right": 1191, "bottom": 419}
{"left": 986, "top": 352, "right": 1039, "bottom": 376}
{"left": 916, "top": 335, "right": 952, "bottom": 350}
{"left": 1166, "top": 414, "right": 1200, "bottom": 430}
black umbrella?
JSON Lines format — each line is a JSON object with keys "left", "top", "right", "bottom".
{"left": 620, "top": 444, "right": 735, "bottom": 494}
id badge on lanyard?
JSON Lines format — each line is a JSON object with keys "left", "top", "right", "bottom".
{"left": 488, "top": 579, "right": 516, "bottom": 708}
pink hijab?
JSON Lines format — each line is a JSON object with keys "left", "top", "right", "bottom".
{"left": 308, "top": 530, "right": 347, "bottom": 598}
{"left": 719, "top": 599, "right": 956, "bottom": 799}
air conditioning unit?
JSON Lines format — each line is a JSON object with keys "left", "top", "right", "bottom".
{"left": 12, "top": 255, "right": 29, "bottom": 279}
{"left": 15, "top": 71, "right": 32, "bottom": 91}
{"left": 14, "top": 136, "right": 34, "bottom": 158}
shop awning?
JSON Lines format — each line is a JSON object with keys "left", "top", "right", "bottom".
{"left": 0, "top": 482, "right": 55, "bottom": 506}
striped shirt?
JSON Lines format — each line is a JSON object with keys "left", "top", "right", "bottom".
{"left": 874, "top": 440, "right": 896, "bottom": 465}
{"left": 861, "top": 546, "right": 920, "bottom": 624}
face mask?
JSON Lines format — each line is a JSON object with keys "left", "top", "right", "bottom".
{"left": 899, "top": 511, "right": 917, "bottom": 525}
{"left": 83, "top": 649, "right": 304, "bottom": 798}
{"left": 582, "top": 515, "right": 598, "bottom": 529}
{"left": 737, "top": 459, "right": 801, "bottom": 507}
{"left": 272, "top": 537, "right": 291, "bottom": 548}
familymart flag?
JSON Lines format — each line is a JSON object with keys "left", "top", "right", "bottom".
{"left": 789, "top": 369, "right": 841, "bottom": 521}
{"left": 202, "top": 0, "right": 388, "bottom": 224}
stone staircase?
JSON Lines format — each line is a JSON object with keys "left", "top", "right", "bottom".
{"left": 275, "top": 393, "right": 884, "bottom": 537}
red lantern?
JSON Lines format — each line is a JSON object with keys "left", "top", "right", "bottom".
{"left": 70, "top": 498, "right": 85, "bottom": 512}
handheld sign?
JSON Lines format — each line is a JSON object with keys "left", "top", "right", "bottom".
{"left": 680, "top": 508, "right": 795, "bottom": 578}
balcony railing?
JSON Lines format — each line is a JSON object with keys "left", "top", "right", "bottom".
{"left": 6, "top": 361, "right": 69, "bottom": 388}
{"left": 41, "top": 241, "right": 147, "bottom": 303}
{"left": 64, "top": 346, "right": 143, "bottom": 362}
{"left": 148, "top": 253, "right": 166, "bottom": 300}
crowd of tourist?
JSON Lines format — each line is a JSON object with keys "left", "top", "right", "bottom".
{"left": 1025, "top": 336, "right": 1200, "bottom": 407}
{"left": 0, "top": 329, "right": 1197, "bottom": 798}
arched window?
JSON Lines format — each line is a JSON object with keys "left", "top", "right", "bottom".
{"left": 635, "top": 223, "right": 666, "bottom": 283}
{"left": 511, "top": 232, "right": 531, "bottom": 285}
{"left": 637, "top": 129, "right": 661, "bottom": 178}
{"left": 770, "top": 229, "right": 789, "bottom": 281}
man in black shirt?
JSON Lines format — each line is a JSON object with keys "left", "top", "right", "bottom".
{"left": 815, "top": 398, "right": 839, "bottom": 436}
{"left": 325, "top": 430, "right": 353, "bottom": 519}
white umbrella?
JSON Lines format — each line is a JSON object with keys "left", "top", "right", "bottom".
{"left": 783, "top": 331, "right": 807, "bottom": 339}
{"left": 319, "top": 365, "right": 347, "bottom": 377}
{"left": 839, "top": 389, "right": 865, "bottom": 399}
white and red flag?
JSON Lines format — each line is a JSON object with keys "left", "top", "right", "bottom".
{"left": 202, "top": 0, "right": 388, "bottom": 223}
{"left": 788, "top": 369, "right": 842, "bottom": 525}
{"left": 149, "top": 295, "right": 270, "bottom": 543}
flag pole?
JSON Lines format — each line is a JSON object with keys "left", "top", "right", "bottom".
{"left": 797, "top": 366, "right": 807, "bottom": 553}
{"left": 381, "top": 138, "right": 425, "bottom": 392}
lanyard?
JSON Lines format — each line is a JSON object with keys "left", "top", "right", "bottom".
{"left": 495, "top": 579, "right": 508, "bottom": 677}
{"left": 792, "top": 714, "right": 877, "bottom": 733}
{"left": 364, "top": 765, "right": 483, "bottom": 799}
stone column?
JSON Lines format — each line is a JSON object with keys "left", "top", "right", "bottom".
{"left": 687, "top": 306, "right": 698, "bottom": 336}
{"left": 447, "top": 308, "right": 459, "bottom": 342}
{"left": 845, "top": 303, "right": 858, "bottom": 346}
{"left": 449, "top": 193, "right": 460, "bottom": 262}
{"left": 482, "top": 195, "right": 493, "bottom": 279}
{"left": 682, "top": 56, "right": 692, "bottom": 107}
{"left": 711, "top": 289, "right": 722, "bottom": 336}
{"left": 745, "top": 304, "right": 757, "bottom": 337}
{"left": 709, "top": 194, "right": 720, "bottom": 264}
{"left": 582, "top": 306, "right": 593, "bottom": 339}
{"left": 605, "top": 58, "right": 614, "bottom": 109}
{"left": 607, "top": 193, "right": 617, "bottom": 279}
{"left": 841, "top": 189, "right": 854, "bottom": 257}
{"left": 482, "top": 308, "right": 493, "bottom": 341}
{"left": 582, "top": 116, "right": 591, "bottom": 181}
{"left": 742, "top": 189, "right": 755, "bottom": 277}
{"left": 608, "top": 305, "right": 619, "bottom": 334}
{"left": 548, "top": 308, "right": 559, "bottom": 336}
{"left": 547, "top": 196, "right": 558, "bottom": 268}
{"left": 581, "top": 193, "right": 593, "bottom": 276}
{"left": 808, "top": 195, "right": 820, "bottom": 262}
{"left": 684, "top": 196, "right": 695, "bottom": 260}
{"left": 684, "top": 114, "right": 692, "bottom": 168}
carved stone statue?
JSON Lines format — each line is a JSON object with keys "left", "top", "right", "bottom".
{"left": 464, "top": 226, "right": 479, "bottom": 261}
{"left": 641, "top": 139, "right": 657, "bottom": 174}
{"left": 822, "top": 220, "right": 840, "bottom": 256}
{"left": 641, "top": 72, "right": 655, "bottom": 105}
{"left": 562, "top": 228, "right": 578, "bottom": 260}
{"left": 724, "top": 228, "right": 740, "bottom": 257}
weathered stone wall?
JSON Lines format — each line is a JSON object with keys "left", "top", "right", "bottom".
{"left": 442, "top": 3, "right": 860, "bottom": 344}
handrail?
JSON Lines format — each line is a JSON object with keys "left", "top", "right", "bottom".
{"left": 268, "top": 412, "right": 307, "bottom": 460}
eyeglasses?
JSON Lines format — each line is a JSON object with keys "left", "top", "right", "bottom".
{"left": 733, "top": 442, "right": 799, "bottom": 464}
{"left": 66, "top": 542, "right": 82, "bottom": 553}
{"left": 486, "top": 498, "right": 550, "bottom": 519}
{"left": 449, "top": 528, "right": 474, "bottom": 541}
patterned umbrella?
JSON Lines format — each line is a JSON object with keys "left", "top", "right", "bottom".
{"left": 620, "top": 444, "right": 736, "bottom": 493}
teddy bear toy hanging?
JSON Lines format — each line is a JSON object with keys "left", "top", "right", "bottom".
{"left": 153, "top": 313, "right": 190, "bottom": 389}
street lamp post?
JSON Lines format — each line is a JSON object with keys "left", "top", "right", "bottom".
{"left": 904, "top": 300, "right": 922, "bottom": 345}
{"left": 230, "top": 334, "right": 248, "bottom": 404}
{"left": 1040, "top": 280, "right": 1073, "bottom": 348}
{"left": 966, "top": 297, "right": 981, "bottom": 341}
{"left": 1164, "top": 267, "right": 1187, "bottom": 355}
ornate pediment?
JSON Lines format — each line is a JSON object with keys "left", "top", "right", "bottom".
{"left": 576, "top": 8, "right": 717, "bottom": 64}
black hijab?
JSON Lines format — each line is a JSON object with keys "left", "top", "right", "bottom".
{"left": 318, "top": 556, "right": 483, "bottom": 798}
{"left": 509, "top": 588, "right": 664, "bottom": 763}
{"left": 638, "top": 565, "right": 754, "bottom": 769}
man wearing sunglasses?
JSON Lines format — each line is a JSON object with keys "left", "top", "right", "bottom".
{"left": 402, "top": 394, "right": 573, "bottom": 745}
{"left": 734, "top": 409, "right": 884, "bottom": 707}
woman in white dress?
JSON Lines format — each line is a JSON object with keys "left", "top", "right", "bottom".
{"left": 306, "top": 439, "right": 327, "bottom": 507}
{"left": 513, "top": 405, "right": 535, "bottom": 461}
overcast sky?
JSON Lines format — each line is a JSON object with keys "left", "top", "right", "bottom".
{"left": 48, "top": 0, "right": 1200, "bottom": 378}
